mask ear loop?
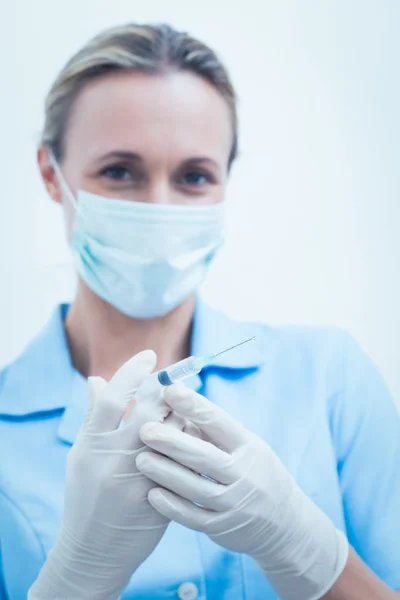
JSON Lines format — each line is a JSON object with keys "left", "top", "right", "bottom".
{"left": 46, "top": 149, "right": 112, "bottom": 297}
{"left": 47, "top": 149, "right": 79, "bottom": 211}
{"left": 47, "top": 149, "right": 103, "bottom": 230}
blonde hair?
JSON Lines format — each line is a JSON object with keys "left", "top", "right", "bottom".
{"left": 41, "top": 23, "right": 238, "bottom": 167}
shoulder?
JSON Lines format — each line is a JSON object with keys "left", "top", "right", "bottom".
{"left": 0, "top": 354, "right": 33, "bottom": 414}
{"left": 254, "top": 319, "right": 352, "bottom": 376}
{"left": 0, "top": 366, "right": 5, "bottom": 394}
{"left": 241, "top": 318, "right": 391, "bottom": 423}
{"left": 214, "top": 311, "right": 359, "bottom": 421}
{"left": 203, "top": 300, "right": 357, "bottom": 393}
{"left": 0, "top": 305, "right": 71, "bottom": 417}
{"left": 270, "top": 322, "right": 348, "bottom": 354}
{"left": 256, "top": 319, "right": 388, "bottom": 403}
{"left": 0, "top": 338, "right": 43, "bottom": 412}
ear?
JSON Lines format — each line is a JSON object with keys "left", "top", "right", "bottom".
{"left": 37, "top": 146, "right": 63, "bottom": 204}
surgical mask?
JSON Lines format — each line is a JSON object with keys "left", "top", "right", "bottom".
{"left": 50, "top": 155, "right": 224, "bottom": 319}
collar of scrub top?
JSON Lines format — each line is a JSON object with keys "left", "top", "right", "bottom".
{"left": 0, "top": 297, "right": 266, "bottom": 445}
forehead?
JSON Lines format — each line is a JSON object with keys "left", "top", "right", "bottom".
{"left": 64, "top": 71, "right": 233, "bottom": 162}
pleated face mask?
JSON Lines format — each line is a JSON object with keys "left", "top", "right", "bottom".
{"left": 50, "top": 155, "right": 224, "bottom": 319}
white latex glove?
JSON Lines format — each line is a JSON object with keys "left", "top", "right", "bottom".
{"left": 136, "top": 382, "right": 349, "bottom": 600}
{"left": 29, "top": 350, "right": 173, "bottom": 600}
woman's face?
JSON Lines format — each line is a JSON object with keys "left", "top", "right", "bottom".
{"left": 39, "top": 70, "right": 233, "bottom": 227}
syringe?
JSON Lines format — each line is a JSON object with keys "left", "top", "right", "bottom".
{"left": 121, "top": 337, "right": 256, "bottom": 429}
{"left": 156, "top": 337, "right": 256, "bottom": 386}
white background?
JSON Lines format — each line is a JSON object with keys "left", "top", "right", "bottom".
{"left": 1, "top": 1, "right": 399, "bottom": 404}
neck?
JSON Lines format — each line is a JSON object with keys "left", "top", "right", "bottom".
{"left": 65, "top": 282, "right": 195, "bottom": 381}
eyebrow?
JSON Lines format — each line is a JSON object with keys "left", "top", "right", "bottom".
{"left": 95, "top": 151, "right": 219, "bottom": 169}
{"left": 95, "top": 151, "right": 143, "bottom": 163}
{"left": 182, "top": 157, "right": 219, "bottom": 168}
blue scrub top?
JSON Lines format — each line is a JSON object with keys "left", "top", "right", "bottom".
{"left": 0, "top": 300, "right": 399, "bottom": 599}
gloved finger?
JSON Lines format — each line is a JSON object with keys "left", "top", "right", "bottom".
{"left": 164, "top": 382, "right": 249, "bottom": 452}
{"left": 140, "top": 422, "right": 238, "bottom": 484}
{"left": 136, "top": 452, "right": 229, "bottom": 511}
{"left": 83, "top": 376, "right": 107, "bottom": 430}
{"left": 163, "top": 411, "right": 185, "bottom": 431}
{"left": 122, "top": 398, "right": 136, "bottom": 422}
{"left": 148, "top": 488, "right": 212, "bottom": 532}
{"left": 89, "top": 350, "right": 157, "bottom": 433}
{"left": 164, "top": 413, "right": 203, "bottom": 439}
{"left": 183, "top": 420, "right": 203, "bottom": 440}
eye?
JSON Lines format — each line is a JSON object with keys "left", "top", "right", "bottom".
{"left": 100, "top": 165, "right": 132, "bottom": 181}
{"left": 181, "top": 171, "right": 212, "bottom": 186}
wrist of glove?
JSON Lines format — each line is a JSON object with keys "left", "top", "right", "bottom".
{"left": 246, "top": 438, "right": 349, "bottom": 600}
{"left": 136, "top": 382, "right": 349, "bottom": 600}
{"left": 29, "top": 350, "right": 174, "bottom": 600}
{"left": 28, "top": 531, "right": 123, "bottom": 600}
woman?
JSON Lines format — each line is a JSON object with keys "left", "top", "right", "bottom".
{"left": 0, "top": 22, "right": 399, "bottom": 600}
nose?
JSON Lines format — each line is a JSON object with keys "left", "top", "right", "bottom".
{"left": 145, "top": 180, "right": 172, "bottom": 205}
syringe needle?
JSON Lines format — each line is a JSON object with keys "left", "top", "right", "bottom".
{"left": 212, "top": 336, "right": 256, "bottom": 358}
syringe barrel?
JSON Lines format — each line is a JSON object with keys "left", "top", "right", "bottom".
{"left": 157, "top": 356, "right": 200, "bottom": 386}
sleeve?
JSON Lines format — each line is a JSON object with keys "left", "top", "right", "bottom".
{"left": 0, "top": 491, "right": 47, "bottom": 599}
{"left": 0, "top": 547, "right": 8, "bottom": 600}
{"left": 329, "top": 332, "right": 400, "bottom": 591}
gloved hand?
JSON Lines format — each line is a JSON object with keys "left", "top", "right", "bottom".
{"left": 136, "top": 382, "right": 349, "bottom": 600}
{"left": 29, "top": 350, "right": 172, "bottom": 600}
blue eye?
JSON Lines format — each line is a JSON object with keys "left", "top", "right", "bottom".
{"left": 182, "top": 171, "right": 210, "bottom": 185}
{"left": 101, "top": 166, "right": 131, "bottom": 180}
